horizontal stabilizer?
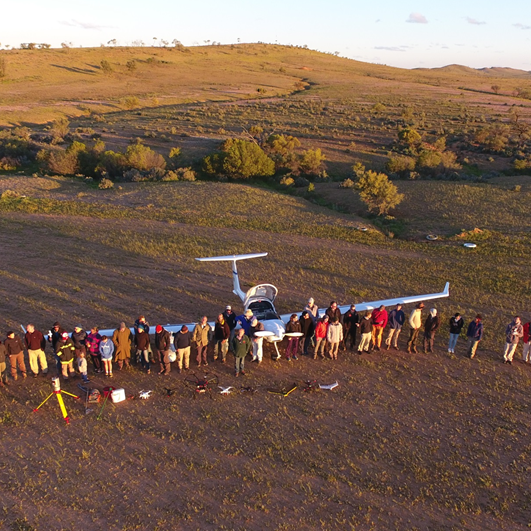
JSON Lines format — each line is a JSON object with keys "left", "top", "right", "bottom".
{"left": 196, "top": 253, "right": 268, "bottom": 262}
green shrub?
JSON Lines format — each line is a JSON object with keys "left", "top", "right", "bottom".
{"left": 386, "top": 155, "right": 416, "bottom": 175}
{"left": 299, "top": 148, "right": 325, "bottom": 175}
{"left": 355, "top": 168, "right": 404, "bottom": 216}
{"left": 125, "top": 143, "right": 166, "bottom": 171}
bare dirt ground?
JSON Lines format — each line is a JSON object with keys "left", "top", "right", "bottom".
{"left": 0, "top": 178, "right": 530, "bottom": 530}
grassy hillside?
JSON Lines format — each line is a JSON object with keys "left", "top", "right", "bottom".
{"left": 0, "top": 46, "right": 531, "bottom": 530}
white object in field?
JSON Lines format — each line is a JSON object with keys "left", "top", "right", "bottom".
{"left": 426, "top": 234, "right": 438, "bottom": 241}
{"left": 284, "top": 332, "right": 304, "bottom": 337}
{"left": 358, "top": 227, "right": 368, "bottom": 231}
{"left": 139, "top": 390, "right": 152, "bottom": 400}
{"left": 111, "top": 388, "right": 126, "bottom": 403}
{"left": 319, "top": 381, "right": 339, "bottom": 390}
{"left": 167, "top": 351, "right": 177, "bottom": 363}
{"left": 218, "top": 386, "right": 235, "bottom": 394}
{"left": 463, "top": 243, "right": 477, "bottom": 248}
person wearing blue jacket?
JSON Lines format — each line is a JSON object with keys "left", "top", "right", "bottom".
{"left": 385, "top": 304, "right": 405, "bottom": 351}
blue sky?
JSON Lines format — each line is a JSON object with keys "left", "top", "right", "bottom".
{"left": 1, "top": 0, "right": 530, "bottom": 69}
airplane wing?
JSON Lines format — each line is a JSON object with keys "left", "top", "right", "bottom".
{"left": 279, "top": 282, "right": 449, "bottom": 323}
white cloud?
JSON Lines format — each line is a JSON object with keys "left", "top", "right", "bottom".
{"left": 466, "top": 17, "right": 486, "bottom": 25}
{"left": 59, "top": 19, "right": 109, "bottom": 31}
{"left": 513, "top": 23, "right": 531, "bottom": 30}
{"left": 375, "top": 46, "right": 408, "bottom": 52}
{"left": 406, "top": 13, "right": 428, "bottom": 24}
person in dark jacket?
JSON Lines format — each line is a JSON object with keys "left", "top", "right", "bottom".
{"left": 5, "top": 331, "right": 26, "bottom": 380}
{"left": 135, "top": 327, "right": 151, "bottom": 373}
{"left": 231, "top": 328, "right": 251, "bottom": 377}
{"left": 0, "top": 340, "right": 7, "bottom": 386}
{"left": 214, "top": 314, "right": 230, "bottom": 363}
{"left": 325, "top": 301, "right": 341, "bottom": 323}
{"left": 342, "top": 305, "right": 360, "bottom": 351}
{"left": 174, "top": 325, "right": 192, "bottom": 372}
{"left": 48, "top": 321, "right": 67, "bottom": 371}
{"left": 385, "top": 304, "right": 405, "bottom": 351}
{"left": 423, "top": 308, "right": 440, "bottom": 354}
{"left": 448, "top": 313, "right": 465, "bottom": 354}
{"left": 71, "top": 326, "right": 87, "bottom": 358}
{"left": 466, "top": 314, "right": 484, "bottom": 359}
{"left": 55, "top": 331, "right": 75, "bottom": 380}
{"left": 134, "top": 315, "right": 151, "bottom": 364}
{"left": 223, "top": 306, "right": 237, "bottom": 332}
{"left": 86, "top": 327, "right": 103, "bottom": 374}
{"left": 155, "top": 325, "right": 172, "bottom": 375}
{"left": 358, "top": 312, "right": 373, "bottom": 354}
{"left": 300, "top": 311, "right": 315, "bottom": 356}
{"left": 25, "top": 324, "right": 48, "bottom": 377}
{"left": 285, "top": 314, "right": 301, "bottom": 361}
{"left": 236, "top": 309, "right": 254, "bottom": 336}
{"left": 503, "top": 316, "right": 524, "bottom": 365}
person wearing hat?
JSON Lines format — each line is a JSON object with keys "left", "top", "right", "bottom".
{"left": 304, "top": 298, "right": 319, "bottom": 322}
{"left": 155, "top": 324, "right": 172, "bottom": 375}
{"left": 192, "top": 316, "right": 211, "bottom": 367}
{"left": 342, "top": 304, "right": 360, "bottom": 351}
{"left": 407, "top": 303, "right": 425, "bottom": 354}
{"left": 55, "top": 331, "right": 75, "bottom": 380}
{"left": 112, "top": 322, "right": 133, "bottom": 370}
{"left": 385, "top": 304, "right": 405, "bottom": 351}
{"left": 236, "top": 309, "right": 254, "bottom": 336}
{"left": 423, "top": 308, "right": 440, "bottom": 354}
{"left": 24, "top": 324, "right": 47, "bottom": 378}
{"left": 5, "top": 331, "right": 27, "bottom": 380}
{"left": 222, "top": 306, "right": 237, "bottom": 332}
{"left": 466, "top": 314, "right": 484, "bottom": 359}
{"left": 174, "top": 325, "right": 192, "bottom": 372}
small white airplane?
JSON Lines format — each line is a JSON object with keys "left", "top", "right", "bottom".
{"left": 195, "top": 253, "right": 449, "bottom": 359}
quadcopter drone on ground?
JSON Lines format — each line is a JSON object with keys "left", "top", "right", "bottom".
{"left": 184, "top": 373, "right": 219, "bottom": 399}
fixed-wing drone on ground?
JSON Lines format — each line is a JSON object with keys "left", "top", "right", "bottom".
{"left": 194, "top": 253, "right": 449, "bottom": 358}
{"left": 97, "top": 253, "right": 449, "bottom": 357}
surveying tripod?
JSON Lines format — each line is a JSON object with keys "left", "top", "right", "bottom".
{"left": 33, "top": 377, "right": 79, "bottom": 424}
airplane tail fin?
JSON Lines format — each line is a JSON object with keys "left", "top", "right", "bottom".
{"left": 196, "top": 253, "right": 268, "bottom": 302}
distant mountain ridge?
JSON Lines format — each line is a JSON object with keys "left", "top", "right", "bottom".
{"left": 415, "top": 64, "right": 531, "bottom": 77}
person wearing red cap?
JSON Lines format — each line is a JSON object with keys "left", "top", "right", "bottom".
{"left": 155, "top": 325, "right": 172, "bottom": 375}
{"left": 55, "top": 331, "right": 75, "bottom": 380}
{"left": 112, "top": 322, "right": 132, "bottom": 370}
